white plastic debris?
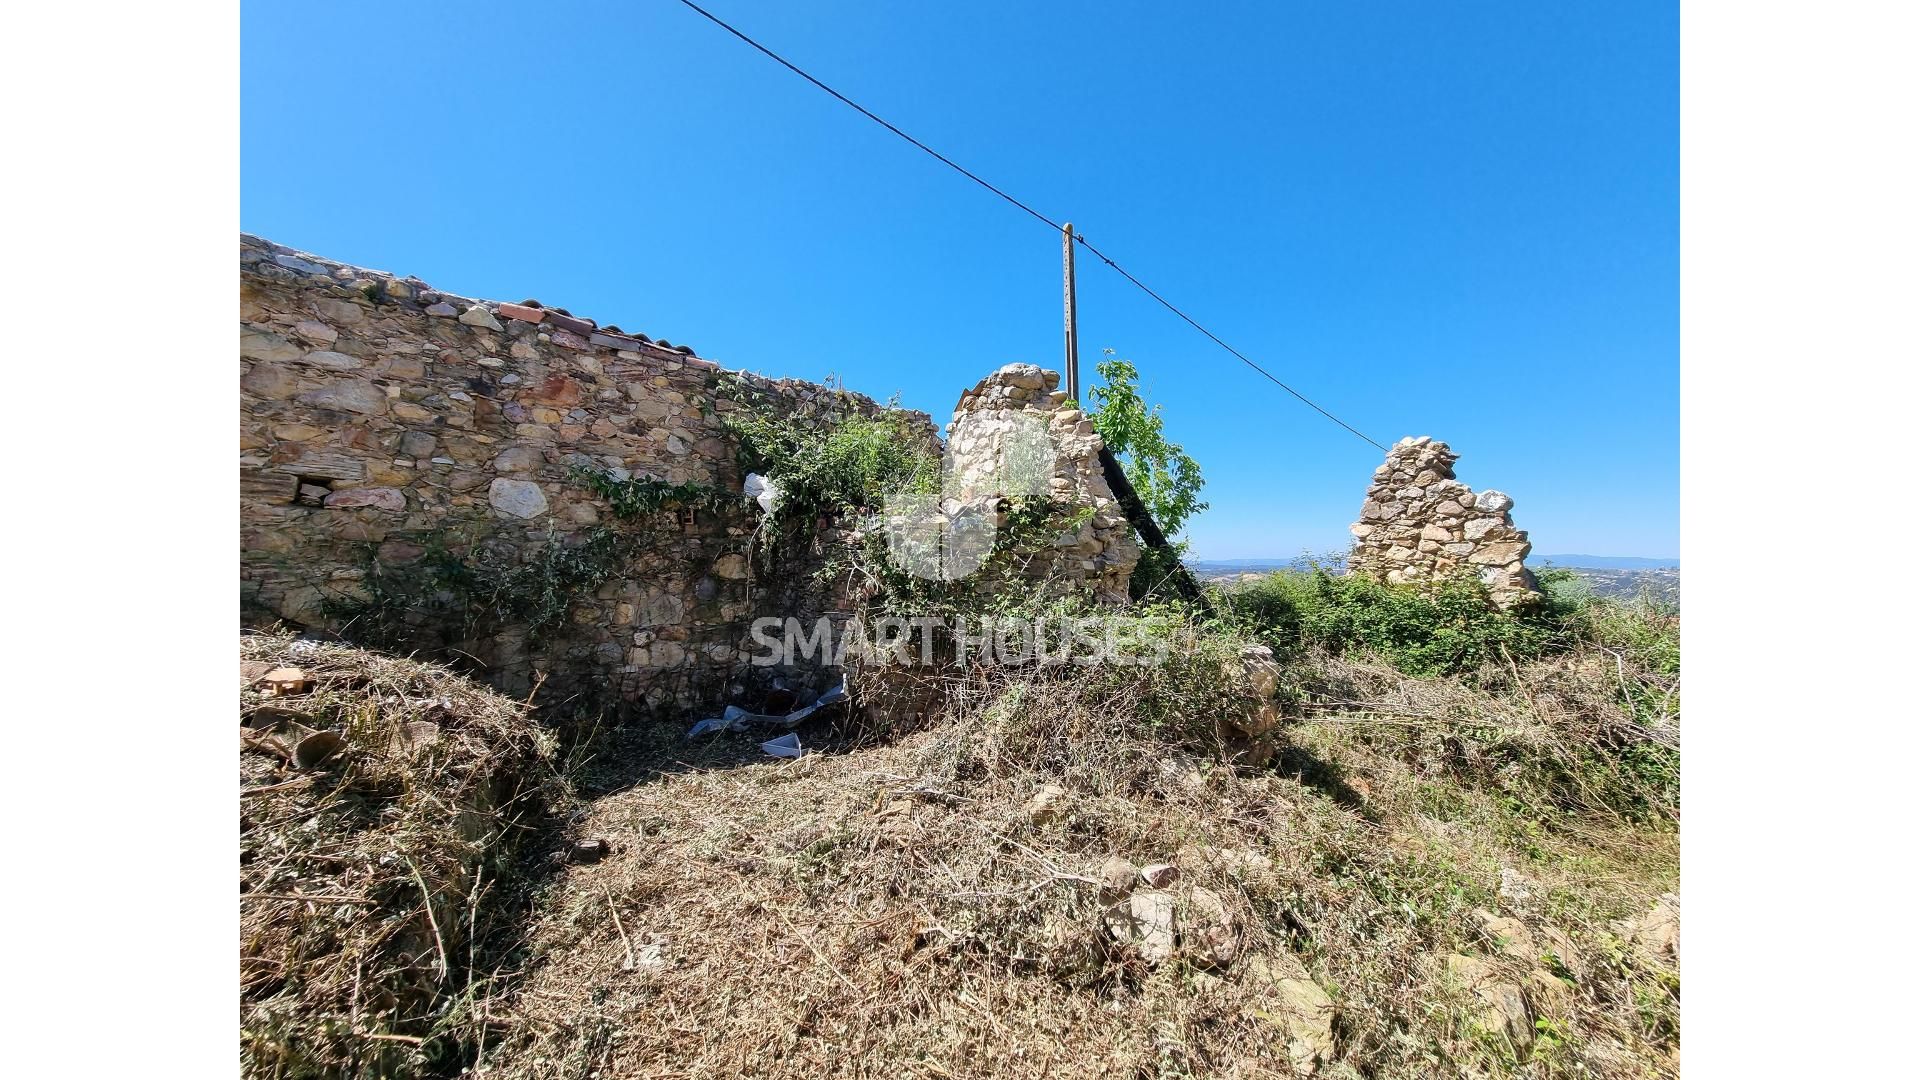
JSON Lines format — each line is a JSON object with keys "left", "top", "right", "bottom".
{"left": 684, "top": 678, "right": 849, "bottom": 739}
{"left": 744, "top": 472, "right": 781, "bottom": 514}
{"left": 760, "top": 733, "right": 805, "bottom": 758}
{"left": 687, "top": 705, "right": 751, "bottom": 738}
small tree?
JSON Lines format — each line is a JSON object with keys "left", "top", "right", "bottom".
{"left": 1085, "top": 351, "right": 1208, "bottom": 595}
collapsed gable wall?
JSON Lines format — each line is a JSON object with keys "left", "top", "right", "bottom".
{"left": 1347, "top": 436, "right": 1538, "bottom": 606}
{"left": 946, "top": 363, "right": 1140, "bottom": 603}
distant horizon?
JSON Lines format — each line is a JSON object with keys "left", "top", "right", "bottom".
{"left": 1190, "top": 553, "right": 1680, "bottom": 567}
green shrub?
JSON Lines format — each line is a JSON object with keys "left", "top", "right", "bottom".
{"left": 722, "top": 401, "right": 939, "bottom": 524}
{"left": 1221, "top": 568, "right": 1559, "bottom": 677}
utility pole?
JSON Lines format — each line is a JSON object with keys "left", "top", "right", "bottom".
{"left": 1062, "top": 222, "right": 1080, "bottom": 402}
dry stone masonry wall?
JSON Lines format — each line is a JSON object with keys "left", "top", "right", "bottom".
{"left": 240, "top": 238, "right": 1155, "bottom": 716}
{"left": 240, "top": 234, "right": 937, "bottom": 708}
{"left": 947, "top": 363, "right": 1141, "bottom": 604}
{"left": 1347, "top": 436, "right": 1538, "bottom": 607}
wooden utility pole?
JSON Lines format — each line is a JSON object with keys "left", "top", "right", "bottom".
{"left": 1062, "top": 222, "right": 1080, "bottom": 402}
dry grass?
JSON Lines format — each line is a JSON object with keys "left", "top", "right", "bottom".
{"left": 475, "top": 647, "right": 1678, "bottom": 1079}
{"left": 239, "top": 631, "right": 571, "bottom": 1078}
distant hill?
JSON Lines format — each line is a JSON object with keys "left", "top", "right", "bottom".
{"left": 1189, "top": 559, "right": 1304, "bottom": 570}
{"left": 1538, "top": 555, "right": 1679, "bottom": 570}
{"left": 1191, "top": 555, "right": 1680, "bottom": 607}
{"left": 1190, "top": 557, "right": 1339, "bottom": 582}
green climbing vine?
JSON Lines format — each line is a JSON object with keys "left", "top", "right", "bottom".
{"left": 566, "top": 465, "right": 746, "bottom": 519}
{"left": 327, "top": 524, "right": 626, "bottom": 648}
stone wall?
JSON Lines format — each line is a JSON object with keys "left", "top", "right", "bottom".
{"left": 1347, "top": 436, "right": 1538, "bottom": 606}
{"left": 240, "top": 234, "right": 937, "bottom": 709}
{"left": 946, "top": 363, "right": 1140, "bottom": 603}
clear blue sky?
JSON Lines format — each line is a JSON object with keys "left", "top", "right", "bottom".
{"left": 242, "top": 1, "right": 1677, "bottom": 561}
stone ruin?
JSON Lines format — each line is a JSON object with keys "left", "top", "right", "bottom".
{"left": 1347, "top": 436, "right": 1538, "bottom": 607}
{"left": 944, "top": 363, "right": 1140, "bottom": 603}
{"left": 238, "top": 235, "right": 1288, "bottom": 744}
{"left": 240, "top": 236, "right": 1159, "bottom": 717}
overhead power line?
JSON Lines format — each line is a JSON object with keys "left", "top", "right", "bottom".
{"left": 672, "top": 0, "right": 1389, "bottom": 454}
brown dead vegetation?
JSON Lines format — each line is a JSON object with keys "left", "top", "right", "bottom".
{"left": 239, "top": 632, "right": 570, "bottom": 1078}
{"left": 470, "top": 644, "right": 1677, "bottom": 1080}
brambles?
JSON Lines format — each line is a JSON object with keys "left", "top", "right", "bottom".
{"left": 1220, "top": 566, "right": 1564, "bottom": 676}
{"left": 714, "top": 376, "right": 940, "bottom": 526}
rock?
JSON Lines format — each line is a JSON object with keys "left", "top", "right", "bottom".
{"left": 1467, "top": 540, "right": 1530, "bottom": 565}
{"left": 398, "top": 431, "right": 437, "bottom": 459}
{"left": 1239, "top": 645, "right": 1281, "bottom": 699}
{"left": 1183, "top": 886, "right": 1240, "bottom": 967}
{"left": 293, "top": 730, "right": 345, "bottom": 768}
{"left": 997, "top": 363, "right": 1047, "bottom": 390}
{"left": 711, "top": 553, "right": 749, "bottom": 580}
{"left": 1215, "top": 848, "right": 1274, "bottom": 877}
{"left": 1499, "top": 866, "right": 1534, "bottom": 902}
{"left": 259, "top": 666, "right": 312, "bottom": 695}
{"left": 291, "top": 320, "right": 338, "bottom": 346}
{"left": 296, "top": 379, "right": 387, "bottom": 415}
{"left": 1157, "top": 752, "right": 1206, "bottom": 790}
{"left": 638, "top": 593, "right": 684, "bottom": 628}
{"left": 1024, "top": 783, "right": 1068, "bottom": 824}
{"left": 488, "top": 478, "right": 548, "bottom": 518}
{"left": 1140, "top": 862, "right": 1180, "bottom": 888}
{"left": 1098, "top": 855, "right": 1138, "bottom": 894}
{"left": 1615, "top": 892, "right": 1680, "bottom": 964}
{"left": 1477, "top": 490, "right": 1514, "bottom": 513}
{"left": 300, "top": 349, "right": 364, "bottom": 371}
{"left": 1103, "top": 889, "right": 1176, "bottom": 964}
{"left": 241, "top": 363, "right": 299, "bottom": 399}
{"left": 1526, "top": 968, "right": 1576, "bottom": 1020}
{"left": 241, "top": 327, "right": 301, "bottom": 363}
{"left": 425, "top": 302, "right": 458, "bottom": 317}
{"left": 1463, "top": 517, "right": 1503, "bottom": 540}
{"left": 1446, "top": 954, "right": 1533, "bottom": 1055}
{"left": 1471, "top": 908, "right": 1538, "bottom": 962}
{"left": 1537, "top": 925, "right": 1584, "bottom": 978}
{"left": 1247, "top": 955, "right": 1337, "bottom": 1075}
{"left": 324, "top": 487, "right": 406, "bottom": 512}
{"left": 492, "top": 446, "right": 544, "bottom": 474}
{"left": 566, "top": 838, "right": 612, "bottom": 864}
{"left": 459, "top": 304, "right": 504, "bottom": 331}
{"left": 313, "top": 298, "right": 364, "bottom": 324}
